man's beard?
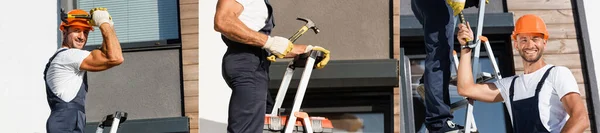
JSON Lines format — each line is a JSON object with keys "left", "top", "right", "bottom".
{"left": 519, "top": 48, "right": 544, "bottom": 62}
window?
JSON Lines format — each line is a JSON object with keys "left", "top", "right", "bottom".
{"left": 76, "top": 0, "right": 180, "bottom": 49}
{"left": 270, "top": 86, "right": 395, "bottom": 132}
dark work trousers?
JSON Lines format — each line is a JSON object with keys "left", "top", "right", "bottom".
{"left": 45, "top": 49, "right": 88, "bottom": 133}
{"left": 221, "top": 42, "right": 272, "bottom": 133}
{"left": 411, "top": 0, "right": 458, "bottom": 131}
{"left": 508, "top": 66, "right": 555, "bottom": 133}
{"left": 221, "top": 0, "right": 275, "bottom": 132}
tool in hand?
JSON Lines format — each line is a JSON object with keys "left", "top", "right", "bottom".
{"left": 458, "top": 12, "right": 480, "bottom": 50}
{"left": 61, "top": 8, "right": 110, "bottom": 26}
{"left": 457, "top": 0, "right": 489, "bottom": 49}
{"left": 289, "top": 17, "right": 320, "bottom": 42}
{"left": 459, "top": 12, "right": 470, "bottom": 41}
{"left": 267, "top": 17, "right": 320, "bottom": 62}
{"left": 60, "top": 8, "right": 91, "bottom": 23}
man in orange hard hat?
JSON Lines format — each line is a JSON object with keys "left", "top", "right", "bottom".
{"left": 455, "top": 14, "right": 590, "bottom": 132}
{"left": 44, "top": 8, "right": 122, "bottom": 133}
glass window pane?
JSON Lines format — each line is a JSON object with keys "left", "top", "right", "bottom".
{"left": 77, "top": 0, "right": 179, "bottom": 47}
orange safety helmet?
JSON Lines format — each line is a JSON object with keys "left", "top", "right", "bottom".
{"left": 60, "top": 9, "right": 93, "bottom": 32}
{"left": 511, "top": 14, "right": 549, "bottom": 40}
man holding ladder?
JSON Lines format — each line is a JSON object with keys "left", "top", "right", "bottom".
{"left": 455, "top": 14, "right": 590, "bottom": 132}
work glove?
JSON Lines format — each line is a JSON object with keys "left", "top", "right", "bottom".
{"left": 447, "top": 0, "right": 489, "bottom": 16}
{"left": 446, "top": 0, "right": 466, "bottom": 16}
{"left": 90, "top": 7, "right": 114, "bottom": 27}
{"left": 304, "top": 45, "right": 330, "bottom": 69}
{"left": 264, "top": 36, "right": 294, "bottom": 62}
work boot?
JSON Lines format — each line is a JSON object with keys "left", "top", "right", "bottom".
{"left": 442, "top": 120, "right": 465, "bottom": 133}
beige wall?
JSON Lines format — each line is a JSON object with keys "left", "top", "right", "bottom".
{"left": 180, "top": 0, "right": 199, "bottom": 132}
{"left": 269, "top": 0, "right": 392, "bottom": 60}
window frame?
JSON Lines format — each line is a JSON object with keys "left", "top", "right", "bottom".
{"left": 60, "top": 0, "right": 183, "bottom": 51}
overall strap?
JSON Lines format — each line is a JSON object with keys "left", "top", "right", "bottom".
{"left": 535, "top": 66, "right": 556, "bottom": 96}
{"left": 509, "top": 76, "right": 520, "bottom": 102}
{"left": 44, "top": 49, "right": 69, "bottom": 78}
{"left": 259, "top": 0, "right": 275, "bottom": 35}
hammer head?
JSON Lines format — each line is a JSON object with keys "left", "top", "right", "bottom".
{"left": 297, "top": 17, "right": 320, "bottom": 34}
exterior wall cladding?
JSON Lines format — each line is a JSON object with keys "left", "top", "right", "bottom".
{"left": 180, "top": 0, "right": 199, "bottom": 132}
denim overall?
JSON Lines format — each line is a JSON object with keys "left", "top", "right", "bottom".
{"left": 44, "top": 49, "right": 88, "bottom": 133}
{"left": 411, "top": 0, "right": 458, "bottom": 131}
{"left": 221, "top": 0, "right": 275, "bottom": 132}
{"left": 509, "top": 66, "right": 555, "bottom": 133}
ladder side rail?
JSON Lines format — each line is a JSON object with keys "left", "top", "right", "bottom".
{"left": 284, "top": 52, "right": 318, "bottom": 133}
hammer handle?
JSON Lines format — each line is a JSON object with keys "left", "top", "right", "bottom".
{"left": 458, "top": 12, "right": 472, "bottom": 42}
{"left": 67, "top": 14, "right": 91, "bottom": 19}
{"left": 289, "top": 26, "right": 309, "bottom": 43}
{"left": 265, "top": 25, "right": 311, "bottom": 62}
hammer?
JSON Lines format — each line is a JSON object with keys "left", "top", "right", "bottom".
{"left": 267, "top": 17, "right": 320, "bottom": 62}
{"left": 289, "top": 17, "right": 320, "bottom": 42}
{"left": 60, "top": 8, "right": 91, "bottom": 24}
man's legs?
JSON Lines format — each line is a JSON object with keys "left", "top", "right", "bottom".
{"left": 266, "top": 90, "right": 274, "bottom": 114}
{"left": 411, "top": 0, "right": 458, "bottom": 132}
{"left": 222, "top": 50, "right": 269, "bottom": 133}
{"left": 46, "top": 109, "right": 85, "bottom": 133}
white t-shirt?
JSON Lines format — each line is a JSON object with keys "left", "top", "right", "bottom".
{"left": 493, "top": 64, "right": 580, "bottom": 132}
{"left": 236, "top": 0, "right": 268, "bottom": 31}
{"left": 45, "top": 48, "right": 90, "bottom": 102}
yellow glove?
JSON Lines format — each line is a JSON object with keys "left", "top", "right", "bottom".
{"left": 308, "top": 46, "right": 330, "bottom": 69}
{"left": 447, "top": 0, "right": 466, "bottom": 16}
{"left": 89, "top": 7, "right": 114, "bottom": 27}
{"left": 264, "top": 36, "right": 294, "bottom": 62}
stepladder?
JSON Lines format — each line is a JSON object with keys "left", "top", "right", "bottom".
{"left": 414, "top": 0, "right": 504, "bottom": 132}
{"left": 95, "top": 111, "right": 128, "bottom": 133}
{"left": 263, "top": 50, "right": 334, "bottom": 133}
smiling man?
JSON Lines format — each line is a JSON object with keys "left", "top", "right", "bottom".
{"left": 455, "top": 14, "right": 590, "bottom": 133}
{"left": 44, "top": 8, "right": 121, "bottom": 133}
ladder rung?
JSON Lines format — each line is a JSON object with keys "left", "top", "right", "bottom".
{"left": 450, "top": 99, "right": 470, "bottom": 112}
{"left": 450, "top": 72, "right": 495, "bottom": 86}
{"left": 415, "top": 86, "right": 472, "bottom": 113}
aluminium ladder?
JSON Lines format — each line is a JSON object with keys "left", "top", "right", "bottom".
{"left": 263, "top": 51, "right": 334, "bottom": 133}
{"left": 415, "top": 0, "right": 504, "bottom": 132}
